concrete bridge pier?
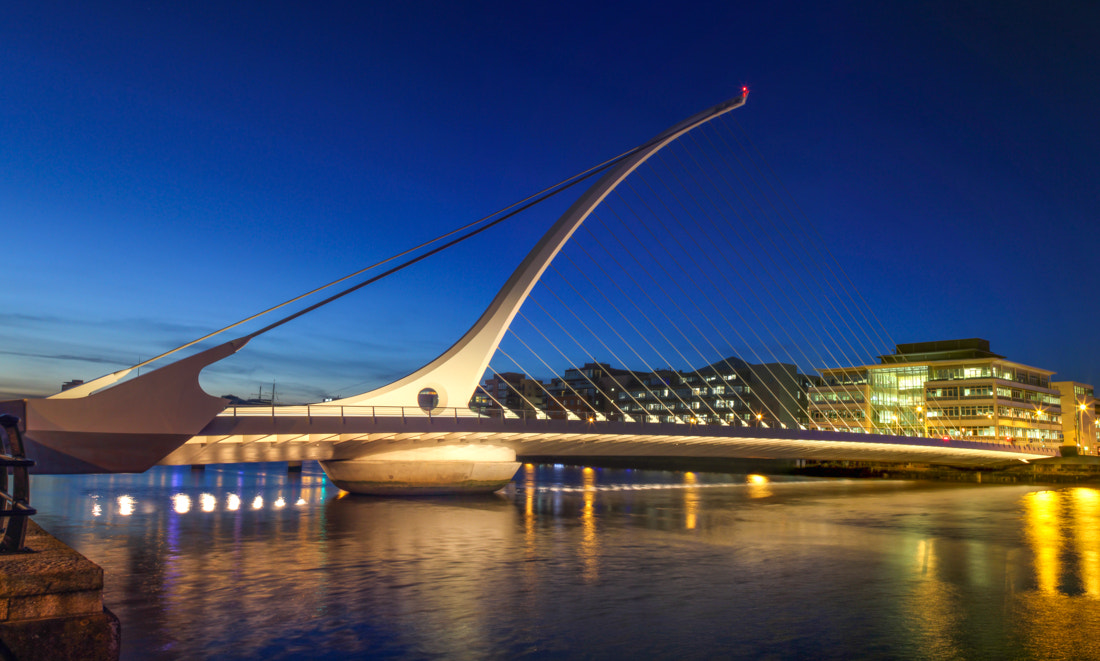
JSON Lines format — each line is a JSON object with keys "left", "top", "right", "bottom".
{"left": 318, "top": 445, "right": 520, "bottom": 495}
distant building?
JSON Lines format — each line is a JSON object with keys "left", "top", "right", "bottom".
{"left": 470, "top": 372, "right": 547, "bottom": 416}
{"left": 613, "top": 357, "right": 809, "bottom": 428}
{"left": 809, "top": 339, "right": 1065, "bottom": 447}
{"left": 470, "top": 358, "right": 812, "bottom": 427}
{"left": 469, "top": 339, "right": 1091, "bottom": 442}
{"left": 546, "top": 362, "right": 641, "bottom": 420}
{"left": 61, "top": 379, "right": 84, "bottom": 392}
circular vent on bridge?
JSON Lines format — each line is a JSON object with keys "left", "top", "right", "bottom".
{"left": 417, "top": 388, "right": 440, "bottom": 412}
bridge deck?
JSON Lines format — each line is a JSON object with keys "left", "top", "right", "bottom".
{"left": 158, "top": 407, "right": 1057, "bottom": 468}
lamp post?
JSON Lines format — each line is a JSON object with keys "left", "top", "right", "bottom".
{"left": 916, "top": 405, "right": 929, "bottom": 437}
{"left": 1078, "top": 401, "right": 1087, "bottom": 451}
{"left": 1033, "top": 405, "right": 1046, "bottom": 447}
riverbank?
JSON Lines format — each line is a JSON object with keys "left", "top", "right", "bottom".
{"left": 518, "top": 454, "right": 1100, "bottom": 486}
{"left": 795, "top": 455, "right": 1100, "bottom": 485}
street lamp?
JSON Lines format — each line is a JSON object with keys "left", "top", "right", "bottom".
{"left": 1078, "top": 401, "right": 1088, "bottom": 451}
{"left": 1032, "top": 405, "right": 1046, "bottom": 447}
{"left": 755, "top": 412, "right": 763, "bottom": 427}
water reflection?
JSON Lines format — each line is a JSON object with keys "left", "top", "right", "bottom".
{"left": 1017, "top": 488, "right": 1100, "bottom": 659}
{"left": 25, "top": 465, "right": 1100, "bottom": 660}
{"left": 683, "top": 471, "right": 698, "bottom": 529}
{"left": 580, "top": 466, "right": 598, "bottom": 582}
{"left": 1024, "top": 490, "right": 1063, "bottom": 594}
{"left": 1072, "top": 489, "right": 1100, "bottom": 597}
{"left": 746, "top": 473, "right": 773, "bottom": 499}
{"left": 172, "top": 493, "right": 190, "bottom": 514}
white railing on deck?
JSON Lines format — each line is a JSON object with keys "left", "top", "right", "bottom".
{"left": 213, "top": 405, "right": 1058, "bottom": 456}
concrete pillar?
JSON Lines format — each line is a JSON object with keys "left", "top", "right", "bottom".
{"left": 319, "top": 445, "right": 519, "bottom": 495}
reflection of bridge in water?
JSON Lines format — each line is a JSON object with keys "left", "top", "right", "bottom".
{"left": 1, "top": 90, "right": 1059, "bottom": 493}
{"left": 33, "top": 464, "right": 1100, "bottom": 658}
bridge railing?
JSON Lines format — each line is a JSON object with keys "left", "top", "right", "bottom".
{"left": 215, "top": 404, "right": 1058, "bottom": 455}
{"left": 220, "top": 404, "right": 766, "bottom": 426}
{"left": 0, "top": 414, "right": 36, "bottom": 553}
{"left": 222, "top": 404, "right": 627, "bottom": 423}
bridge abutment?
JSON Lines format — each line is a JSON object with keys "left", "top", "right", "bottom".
{"left": 319, "top": 445, "right": 519, "bottom": 495}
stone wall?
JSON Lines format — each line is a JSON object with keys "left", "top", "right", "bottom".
{"left": 0, "top": 521, "right": 119, "bottom": 661}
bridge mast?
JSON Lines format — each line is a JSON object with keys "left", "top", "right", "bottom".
{"left": 325, "top": 90, "right": 749, "bottom": 414}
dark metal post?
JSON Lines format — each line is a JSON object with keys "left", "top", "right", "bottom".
{"left": 0, "top": 414, "right": 36, "bottom": 553}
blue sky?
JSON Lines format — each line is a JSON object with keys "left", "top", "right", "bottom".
{"left": 2, "top": 1, "right": 1098, "bottom": 401}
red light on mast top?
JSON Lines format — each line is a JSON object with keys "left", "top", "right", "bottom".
{"left": 742, "top": 86, "right": 749, "bottom": 98}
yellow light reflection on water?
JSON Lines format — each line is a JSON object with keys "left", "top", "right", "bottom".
{"left": 1070, "top": 488, "right": 1100, "bottom": 597}
{"left": 251, "top": 496, "right": 263, "bottom": 510}
{"left": 1016, "top": 487, "right": 1100, "bottom": 658}
{"left": 1023, "top": 490, "right": 1061, "bottom": 594}
{"left": 295, "top": 498, "right": 307, "bottom": 506}
{"left": 905, "top": 536, "right": 960, "bottom": 655}
{"left": 524, "top": 464, "right": 536, "bottom": 521}
{"left": 227, "top": 494, "right": 240, "bottom": 511}
{"left": 200, "top": 494, "right": 217, "bottom": 513}
{"left": 747, "top": 474, "right": 773, "bottom": 499}
{"left": 274, "top": 497, "right": 286, "bottom": 509}
{"left": 581, "top": 467, "right": 599, "bottom": 582}
{"left": 684, "top": 471, "right": 699, "bottom": 530}
{"left": 519, "top": 463, "right": 540, "bottom": 595}
{"left": 172, "top": 494, "right": 191, "bottom": 515}
{"left": 117, "top": 495, "right": 135, "bottom": 516}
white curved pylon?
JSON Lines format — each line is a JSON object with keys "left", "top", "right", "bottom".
{"left": 325, "top": 91, "right": 748, "bottom": 412}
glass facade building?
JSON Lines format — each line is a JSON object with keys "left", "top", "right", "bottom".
{"left": 809, "top": 339, "right": 1067, "bottom": 448}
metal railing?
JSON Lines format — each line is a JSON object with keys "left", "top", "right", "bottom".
{"left": 220, "top": 403, "right": 755, "bottom": 426}
{"left": 213, "top": 404, "right": 1058, "bottom": 455}
{"left": 222, "top": 404, "right": 619, "bottom": 423}
{"left": 0, "top": 414, "right": 36, "bottom": 553}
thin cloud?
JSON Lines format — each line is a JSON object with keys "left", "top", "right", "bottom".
{"left": 0, "top": 350, "right": 128, "bottom": 366}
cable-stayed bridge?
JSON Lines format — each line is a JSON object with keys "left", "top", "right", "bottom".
{"left": 0, "top": 91, "right": 1056, "bottom": 493}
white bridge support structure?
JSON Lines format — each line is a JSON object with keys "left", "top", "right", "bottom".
{"left": 0, "top": 90, "right": 1062, "bottom": 494}
{"left": 302, "top": 91, "right": 749, "bottom": 493}
{"left": 0, "top": 92, "right": 749, "bottom": 494}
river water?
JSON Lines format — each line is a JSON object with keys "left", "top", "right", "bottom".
{"left": 27, "top": 463, "right": 1100, "bottom": 660}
